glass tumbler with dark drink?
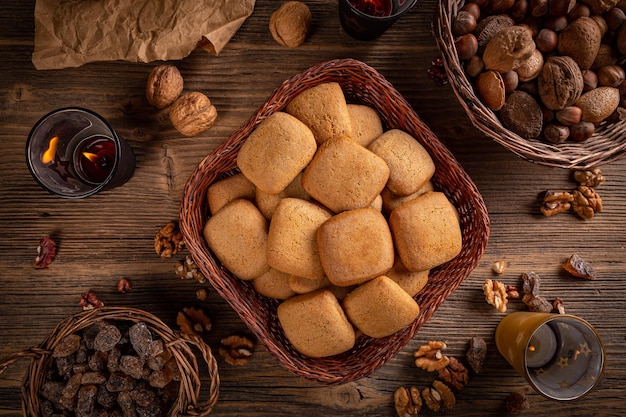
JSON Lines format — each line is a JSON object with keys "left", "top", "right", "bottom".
{"left": 26, "top": 107, "right": 135, "bottom": 198}
{"left": 338, "top": 0, "right": 418, "bottom": 40}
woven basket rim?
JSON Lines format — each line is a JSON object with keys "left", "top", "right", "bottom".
{"left": 179, "top": 58, "right": 490, "bottom": 384}
{"left": 433, "top": 0, "right": 626, "bottom": 170}
{"left": 0, "top": 306, "right": 219, "bottom": 417}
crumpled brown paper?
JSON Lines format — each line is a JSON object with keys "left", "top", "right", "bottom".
{"left": 32, "top": 0, "right": 256, "bottom": 70}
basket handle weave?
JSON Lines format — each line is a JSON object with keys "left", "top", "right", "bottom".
{"left": 0, "top": 347, "right": 51, "bottom": 376}
{"left": 175, "top": 333, "right": 220, "bottom": 417}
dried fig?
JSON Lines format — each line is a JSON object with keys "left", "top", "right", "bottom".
{"left": 169, "top": 92, "right": 218, "bottom": 137}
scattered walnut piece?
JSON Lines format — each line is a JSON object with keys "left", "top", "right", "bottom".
{"left": 394, "top": 386, "right": 422, "bottom": 417}
{"left": 79, "top": 291, "right": 104, "bottom": 310}
{"left": 219, "top": 335, "right": 254, "bottom": 366}
{"left": 196, "top": 288, "right": 209, "bottom": 301}
{"left": 176, "top": 307, "right": 212, "bottom": 336}
{"left": 438, "top": 356, "right": 469, "bottom": 391}
{"left": 540, "top": 190, "right": 573, "bottom": 216}
{"left": 269, "top": 1, "right": 311, "bottom": 48}
{"left": 414, "top": 341, "right": 450, "bottom": 372}
{"left": 506, "top": 285, "right": 520, "bottom": 299}
{"left": 505, "top": 391, "right": 530, "bottom": 414}
{"left": 116, "top": 278, "right": 132, "bottom": 293}
{"left": 34, "top": 236, "right": 56, "bottom": 268}
{"left": 155, "top": 221, "right": 184, "bottom": 258}
{"left": 422, "top": 380, "right": 456, "bottom": 412}
{"left": 175, "top": 255, "right": 206, "bottom": 283}
{"left": 563, "top": 253, "right": 597, "bottom": 280}
{"left": 466, "top": 337, "right": 487, "bottom": 374}
{"left": 571, "top": 186, "right": 603, "bottom": 220}
{"left": 492, "top": 260, "right": 507, "bottom": 275}
{"left": 521, "top": 272, "right": 553, "bottom": 313}
{"left": 483, "top": 279, "right": 508, "bottom": 313}
{"left": 574, "top": 168, "right": 605, "bottom": 187}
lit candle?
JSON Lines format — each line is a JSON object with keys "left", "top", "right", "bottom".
{"left": 525, "top": 323, "right": 558, "bottom": 368}
{"left": 74, "top": 136, "right": 116, "bottom": 184}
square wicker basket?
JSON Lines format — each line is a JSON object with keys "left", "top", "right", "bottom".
{"left": 179, "top": 58, "right": 490, "bottom": 384}
{"left": 0, "top": 307, "right": 219, "bottom": 416}
{"left": 433, "top": 1, "right": 626, "bottom": 169}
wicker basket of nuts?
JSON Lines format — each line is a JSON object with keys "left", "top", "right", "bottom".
{"left": 0, "top": 306, "right": 219, "bottom": 416}
{"left": 434, "top": 0, "right": 626, "bottom": 169}
{"left": 180, "top": 58, "right": 489, "bottom": 384}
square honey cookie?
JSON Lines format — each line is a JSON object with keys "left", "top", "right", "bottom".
{"left": 317, "top": 207, "right": 394, "bottom": 287}
{"left": 206, "top": 172, "right": 256, "bottom": 215}
{"left": 368, "top": 129, "right": 435, "bottom": 196}
{"left": 277, "top": 289, "right": 356, "bottom": 358}
{"left": 301, "top": 135, "right": 390, "bottom": 213}
{"left": 347, "top": 104, "right": 384, "bottom": 147}
{"left": 285, "top": 82, "right": 352, "bottom": 144}
{"left": 389, "top": 191, "right": 462, "bottom": 272}
{"left": 237, "top": 111, "right": 316, "bottom": 195}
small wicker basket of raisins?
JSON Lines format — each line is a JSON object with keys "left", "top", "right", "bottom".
{"left": 0, "top": 306, "right": 219, "bottom": 416}
{"left": 433, "top": 0, "right": 626, "bottom": 169}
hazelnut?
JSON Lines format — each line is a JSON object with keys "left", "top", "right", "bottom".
{"left": 453, "top": 11, "right": 478, "bottom": 36}
{"left": 490, "top": 0, "right": 515, "bottom": 13}
{"left": 461, "top": 2, "right": 482, "bottom": 19}
{"left": 530, "top": 0, "right": 549, "bottom": 17}
{"left": 269, "top": 1, "right": 311, "bottom": 48}
{"left": 455, "top": 33, "right": 479, "bottom": 59}
{"left": 464, "top": 55, "right": 485, "bottom": 77}
{"left": 169, "top": 92, "right": 218, "bottom": 137}
{"left": 556, "top": 106, "right": 583, "bottom": 125}
{"left": 605, "top": 7, "right": 626, "bottom": 31}
{"left": 544, "top": 15, "right": 568, "bottom": 31}
{"left": 597, "top": 64, "right": 625, "bottom": 87}
{"left": 549, "top": 0, "right": 576, "bottom": 16}
{"left": 502, "top": 70, "right": 519, "bottom": 93}
{"left": 570, "top": 121, "right": 595, "bottom": 142}
{"left": 543, "top": 123, "right": 570, "bottom": 143}
{"left": 567, "top": 3, "right": 591, "bottom": 21}
{"left": 510, "top": 0, "right": 529, "bottom": 22}
{"left": 146, "top": 64, "right": 184, "bottom": 109}
{"left": 535, "top": 28, "right": 558, "bottom": 53}
{"left": 582, "top": 69, "right": 599, "bottom": 91}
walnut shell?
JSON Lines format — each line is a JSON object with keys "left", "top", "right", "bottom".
{"left": 500, "top": 91, "right": 544, "bottom": 138}
{"left": 483, "top": 25, "right": 535, "bottom": 73}
{"left": 558, "top": 17, "right": 601, "bottom": 70}
{"left": 146, "top": 64, "right": 184, "bottom": 109}
{"left": 269, "top": 1, "right": 311, "bottom": 48}
{"left": 575, "top": 86, "right": 620, "bottom": 122}
{"left": 538, "top": 56, "right": 584, "bottom": 110}
{"left": 169, "top": 92, "right": 218, "bottom": 137}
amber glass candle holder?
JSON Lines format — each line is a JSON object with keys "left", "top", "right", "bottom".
{"left": 496, "top": 312, "right": 605, "bottom": 401}
{"left": 26, "top": 107, "right": 135, "bottom": 199}
{"left": 338, "top": 0, "right": 418, "bottom": 41}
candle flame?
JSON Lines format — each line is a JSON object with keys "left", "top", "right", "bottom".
{"left": 528, "top": 345, "right": 536, "bottom": 352}
{"left": 82, "top": 151, "right": 99, "bottom": 162}
{"left": 41, "top": 136, "right": 58, "bottom": 164}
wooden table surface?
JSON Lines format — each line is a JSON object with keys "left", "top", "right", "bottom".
{"left": 1, "top": 1, "right": 625, "bottom": 416}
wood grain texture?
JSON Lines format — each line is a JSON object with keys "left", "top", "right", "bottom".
{"left": 1, "top": 1, "right": 625, "bottom": 416}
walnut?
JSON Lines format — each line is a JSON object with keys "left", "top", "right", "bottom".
{"left": 196, "top": 288, "right": 209, "bottom": 301}
{"left": 438, "top": 357, "right": 469, "bottom": 390}
{"left": 394, "top": 386, "right": 422, "bottom": 417}
{"left": 176, "top": 307, "right": 212, "bottom": 336}
{"left": 572, "top": 185, "right": 603, "bottom": 219}
{"left": 492, "top": 260, "right": 507, "bottom": 275}
{"left": 563, "top": 253, "right": 597, "bottom": 279}
{"left": 540, "top": 190, "right": 574, "bottom": 216}
{"left": 574, "top": 168, "right": 605, "bottom": 187}
{"left": 154, "top": 221, "right": 184, "bottom": 258}
{"left": 175, "top": 255, "right": 206, "bottom": 282}
{"left": 421, "top": 380, "right": 456, "bottom": 412}
{"left": 538, "top": 56, "right": 584, "bottom": 111}
{"left": 414, "top": 341, "right": 450, "bottom": 372}
{"left": 145, "top": 64, "right": 184, "bottom": 109}
{"left": 169, "top": 92, "right": 218, "bottom": 137}
{"left": 466, "top": 337, "right": 487, "bottom": 374}
{"left": 219, "top": 335, "right": 254, "bottom": 366}
{"left": 34, "top": 236, "right": 56, "bottom": 268}
{"left": 483, "top": 279, "right": 508, "bottom": 313}
{"left": 269, "top": 1, "right": 311, "bottom": 48}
